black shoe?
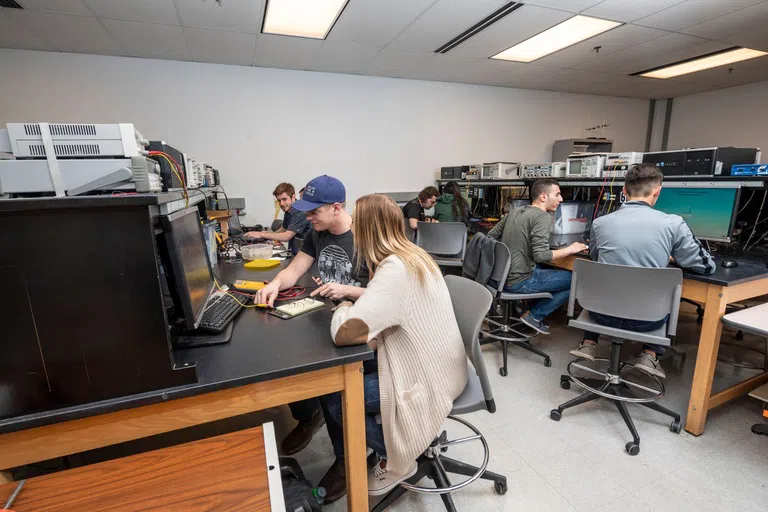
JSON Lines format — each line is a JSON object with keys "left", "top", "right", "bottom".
{"left": 318, "top": 458, "right": 347, "bottom": 503}
{"left": 520, "top": 312, "right": 550, "bottom": 335}
{"left": 281, "top": 411, "right": 325, "bottom": 455}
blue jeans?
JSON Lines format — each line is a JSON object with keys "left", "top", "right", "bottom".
{"left": 504, "top": 266, "right": 572, "bottom": 322}
{"left": 323, "top": 357, "right": 386, "bottom": 460}
{"left": 583, "top": 311, "right": 668, "bottom": 356}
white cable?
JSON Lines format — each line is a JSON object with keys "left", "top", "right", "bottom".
{"left": 744, "top": 190, "right": 767, "bottom": 249}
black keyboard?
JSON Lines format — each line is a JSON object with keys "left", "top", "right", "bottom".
{"left": 199, "top": 293, "right": 253, "bottom": 333}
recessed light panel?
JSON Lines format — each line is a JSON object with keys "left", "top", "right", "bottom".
{"left": 262, "top": 0, "right": 348, "bottom": 39}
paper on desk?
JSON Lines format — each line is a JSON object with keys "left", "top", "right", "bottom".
{"left": 268, "top": 256, "right": 286, "bottom": 261}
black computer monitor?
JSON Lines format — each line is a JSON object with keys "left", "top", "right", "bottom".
{"left": 653, "top": 187, "right": 740, "bottom": 242}
{"left": 160, "top": 207, "right": 216, "bottom": 330}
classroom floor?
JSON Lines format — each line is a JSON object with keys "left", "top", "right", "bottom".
{"left": 295, "top": 305, "right": 768, "bottom": 512}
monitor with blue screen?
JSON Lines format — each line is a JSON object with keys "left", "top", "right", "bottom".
{"left": 653, "top": 187, "right": 740, "bottom": 242}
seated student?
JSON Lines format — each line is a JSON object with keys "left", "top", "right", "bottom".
{"left": 402, "top": 186, "right": 439, "bottom": 240}
{"left": 434, "top": 181, "right": 470, "bottom": 224}
{"left": 487, "top": 178, "right": 587, "bottom": 334}
{"left": 255, "top": 175, "right": 368, "bottom": 501}
{"left": 326, "top": 193, "right": 467, "bottom": 496}
{"left": 245, "top": 182, "right": 311, "bottom": 254}
{"left": 570, "top": 163, "right": 716, "bottom": 378}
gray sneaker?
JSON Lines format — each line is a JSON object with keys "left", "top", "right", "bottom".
{"left": 634, "top": 352, "right": 666, "bottom": 379}
{"left": 520, "top": 312, "right": 550, "bottom": 335}
{"left": 569, "top": 343, "right": 598, "bottom": 361}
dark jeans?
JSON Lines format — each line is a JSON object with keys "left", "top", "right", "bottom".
{"left": 583, "top": 311, "right": 668, "bottom": 356}
{"left": 504, "top": 266, "right": 572, "bottom": 322}
{"left": 288, "top": 357, "right": 384, "bottom": 460}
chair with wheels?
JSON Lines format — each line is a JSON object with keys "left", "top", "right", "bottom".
{"left": 480, "top": 242, "right": 552, "bottom": 375}
{"left": 415, "top": 222, "right": 467, "bottom": 268}
{"left": 372, "top": 275, "right": 507, "bottom": 512}
{"left": 551, "top": 259, "right": 683, "bottom": 456}
{"left": 270, "top": 219, "right": 283, "bottom": 232}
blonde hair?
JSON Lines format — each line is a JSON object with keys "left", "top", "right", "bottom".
{"left": 353, "top": 194, "right": 440, "bottom": 285}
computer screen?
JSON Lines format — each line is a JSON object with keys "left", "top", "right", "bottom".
{"left": 161, "top": 207, "right": 215, "bottom": 329}
{"left": 653, "top": 187, "right": 739, "bottom": 242}
{"left": 553, "top": 202, "right": 595, "bottom": 235}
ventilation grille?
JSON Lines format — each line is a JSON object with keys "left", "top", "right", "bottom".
{"left": 28, "top": 144, "right": 102, "bottom": 157}
{"left": 50, "top": 124, "right": 97, "bottom": 136}
{"left": 435, "top": 2, "right": 523, "bottom": 54}
{"left": 0, "top": 1, "right": 24, "bottom": 9}
{"left": 24, "top": 124, "right": 41, "bottom": 136}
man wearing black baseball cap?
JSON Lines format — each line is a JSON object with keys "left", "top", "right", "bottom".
{"left": 256, "top": 174, "right": 369, "bottom": 502}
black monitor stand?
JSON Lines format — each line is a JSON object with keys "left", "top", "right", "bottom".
{"left": 172, "top": 323, "right": 234, "bottom": 349}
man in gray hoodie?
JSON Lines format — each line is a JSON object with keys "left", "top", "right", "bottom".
{"left": 570, "top": 163, "right": 716, "bottom": 379}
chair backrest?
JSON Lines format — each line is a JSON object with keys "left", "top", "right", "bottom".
{"left": 270, "top": 219, "right": 283, "bottom": 232}
{"left": 444, "top": 275, "right": 495, "bottom": 403}
{"left": 487, "top": 241, "right": 511, "bottom": 295}
{"left": 568, "top": 259, "right": 684, "bottom": 336}
{"left": 416, "top": 222, "right": 467, "bottom": 258}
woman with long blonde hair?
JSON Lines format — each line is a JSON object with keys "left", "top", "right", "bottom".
{"left": 326, "top": 193, "right": 468, "bottom": 496}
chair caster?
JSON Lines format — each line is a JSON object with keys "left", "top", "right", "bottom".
{"left": 670, "top": 420, "right": 682, "bottom": 434}
{"left": 560, "top": 379, "right": 570, "bottom": 390}
{"left": 625, "top": 442, "right": 640, "bottom": 456}
{"left": 544, "top": 358, "right": 552, "bottom": 367}
{"left": 494, "top": 480, "right": 508, "bottom": 495}
{"left": 499, "top": 367, "right": 508, "bottom": 377}
{"left": 550, "top": 409, "right": 562, "bottom": 421}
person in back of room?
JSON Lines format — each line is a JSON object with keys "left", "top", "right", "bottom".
{"left": 402, "top": 186, "right": 439, "bottom": 240}
{"left": 327, "top": 193, "right": 467, "bottom": 496}
{"left": 570, "top": 163, "right": 716, "bottom": 379}
{"left": 255, "top": 175, "right": 370, "bottom": 503}
{"left": 245, "top": 182, "right": 310, "bottom": 255}
{"left": 488, "top": 178, "right": 587, "bottom": 334}
{"left": 434, "top": 181, "right": 470, "bottom": 224}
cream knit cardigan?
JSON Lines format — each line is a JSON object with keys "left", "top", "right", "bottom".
{"left": 331, "top": 255, "right": 468, "bottom": 476}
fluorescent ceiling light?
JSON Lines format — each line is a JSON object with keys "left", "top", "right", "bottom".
{"left": 262, "top": 0, "right": 348, "bottom": 39}
{"left": 492, "top": 15, "right": 622, "bottom": 63}
{"left": 636, "top": 47, "right": 768, "bottom": 79}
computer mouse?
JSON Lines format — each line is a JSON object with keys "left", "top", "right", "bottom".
{"left": 721, "top": 259, "right": 738, "bottom": 269}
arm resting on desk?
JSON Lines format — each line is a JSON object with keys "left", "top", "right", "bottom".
{"left": 271, "top": 252, "right": 314, "bottom": 290}
{"left": 258, "top": 230, "right": 296, "bottom": 243}
{"left": 331, "top": 258, "right": 408, "bottom": 346}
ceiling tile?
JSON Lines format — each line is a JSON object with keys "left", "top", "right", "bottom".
{"left": 308, "top": 41, "right": 381, "bottom": 74}
{"left": 0, "top": 9, "right": 53, "bottom": 50}
{"left": 635, "top": 0, "right": 763, "bottom": 31}
{"left": 448, "top": 4, "right": 572, "bottom": 59}
{"left": 184, "top": 26, "right": 257, "bottom": 66}
{"left": 680, "top": 2, "right": 768, "bottom": 39}
{"left": 16, "top": 0, "right": 92, "bottom": 16}
{"left": 327, "top": 0, "right": 435, "bottom": 47}
{"left": 720, "top": 30, "right": 768, "bottom": 53}
{"left": 84, "top": 0, "right": 179, "bottom": 25}
{"left": 583, "top": 0, "right": 685, "bottom": 22}
{"left": 521, "top": 0, "right": 604, "bottom": 12}
{"left": 580, "top": 32, "right": 708, "bottom": 73}
{"left": 175, "top": 0, "right": 264, "bottom": 33}
{"left": 388, "top": 0, "right": 508, "bottom": 52}
{"left": 252, "top": 34, "right": 322, "bottom": 70}
{"left": 101, "top": 19, "right": 188, "bottom": 60}
{"left": 534, "top": 24, "right": 667, "bottom": 69}
{"left": 356, "top": 48, "right": 435, "bottom": 77}
{"left": 7, "top": 9, "right": 125, "bottom": 55}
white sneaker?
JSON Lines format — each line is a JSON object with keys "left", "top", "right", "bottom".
{"left": 368, "top": 459, "right": 418, "bottom": 496}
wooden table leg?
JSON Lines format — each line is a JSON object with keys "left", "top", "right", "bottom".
{"left": 342, "top": 361, "right": 368, "bottom": 512}
{"left": 685, "top": 285, "right": 728, "bottom": 435}
{"left": 0, "top": 471, "right": 12, "bottom": 484}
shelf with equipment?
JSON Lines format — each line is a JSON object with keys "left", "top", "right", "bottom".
{"left": 436, "top": 177, "right": 768, "bottom": 189}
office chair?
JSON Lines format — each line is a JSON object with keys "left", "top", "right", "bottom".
{"left": 415, "top": 222, "right": 467, "bottom": 267}
{"left": 372, "top": 275, "right": 507, "bottom": 512}
{"left": 551, "top": 260, "right": 683, "bottom": 455}
{"left": 270, "top": 219, "right": 282, "bottom": 232}
{"left": 480, "top": 242, "right": 552, "bottom": 375}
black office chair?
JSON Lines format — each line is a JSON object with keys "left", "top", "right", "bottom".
{"left": 372, "top": 275, "right": 507, "bottom": 512}
{"left": 270, "top": 219, "right": 283, "bottom": 232}
{"left": 415, "top": 222, "right": 468, "bottom": 268}
{"left": 480, "top": 242, "right": 552, "bottom": 375}
{"left": 551, "top": 260, "right": 683, "bottom": 455}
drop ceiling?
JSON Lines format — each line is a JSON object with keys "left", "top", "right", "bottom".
{"left": 1, "top": 0, "right": 767, "bottom": 99}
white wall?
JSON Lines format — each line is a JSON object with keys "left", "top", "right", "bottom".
{"left": 0, "top": 49, "right": 650, "bottom": 224}
{"left": 668, "top": 80, "right": 768, "bottom": 161}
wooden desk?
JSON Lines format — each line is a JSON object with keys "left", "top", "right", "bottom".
{"left": 0, "top": 263, "right": 373, "bottom": 511}
{"left": 0, "top": 425, "right": 280, "bottom": 511}
{"left": 549, "top": 255, "right": 768, "bottom": 435}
